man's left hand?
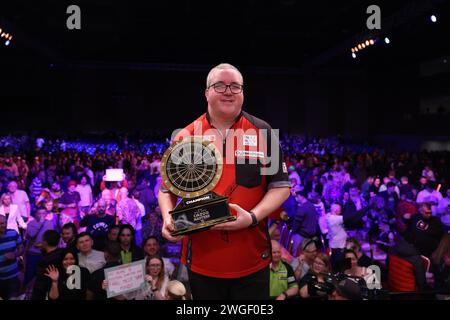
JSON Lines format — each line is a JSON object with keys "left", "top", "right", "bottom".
{"left": 210, "top": 203, "right": 253, "bottom": 232}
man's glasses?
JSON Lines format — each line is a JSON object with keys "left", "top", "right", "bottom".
{"left": 208, "top": 82, "right": 243, "bottom": 94}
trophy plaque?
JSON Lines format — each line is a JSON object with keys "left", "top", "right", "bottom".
{"left": 161, "top": 136, "right": 236, "bottom": 236}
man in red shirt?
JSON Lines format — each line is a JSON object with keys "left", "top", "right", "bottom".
{"left": 158, "top": 63, "right": 290, "bottom": 300}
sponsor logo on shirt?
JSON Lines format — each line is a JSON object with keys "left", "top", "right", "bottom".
{"left": 235, "top": 150, "right": 265, "bottom": 159}
{"left": 243, "top": 135, "right": 257, "bottom": 147}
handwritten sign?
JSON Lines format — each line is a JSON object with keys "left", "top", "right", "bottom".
{"left": 104, "top": 259, "right": 146, "bottom": 298}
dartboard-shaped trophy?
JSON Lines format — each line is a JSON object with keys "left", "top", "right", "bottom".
{"left": 161, "top": 137, "right": 236, "bottom": 236}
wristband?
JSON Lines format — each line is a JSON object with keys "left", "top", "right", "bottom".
{"left": 248, "top": 211, "right": 258, "bottom": 228}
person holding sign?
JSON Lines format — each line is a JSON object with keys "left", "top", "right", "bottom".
{"left": 124, "top": 256, "right": 169, "bottom": 300}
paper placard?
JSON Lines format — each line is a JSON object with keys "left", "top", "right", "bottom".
{"left": 104, "top": 259, "right": 146, "bottom": 298}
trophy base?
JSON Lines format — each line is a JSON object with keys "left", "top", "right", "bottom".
{"left": 170, "top": 192, "right": 236, "bottom": 236}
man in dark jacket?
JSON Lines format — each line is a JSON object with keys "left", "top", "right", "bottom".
{"left": 405, "top": 203, "right": 444, "bottom": 258}
{"left": 290, "top": 190, "right": 318, "bottom": 256}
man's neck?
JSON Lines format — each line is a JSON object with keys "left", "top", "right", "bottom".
{"left": 271, "top": 261, "right": 280, "bottom": 270}
{"left": 207, "top": 107, "right": 241, "bottom": 130}
{"left": 122, "top": 244, "right": 131, "bottom": 251}
{"left": 82, "top": 249, "right": 92, "bottom": 256}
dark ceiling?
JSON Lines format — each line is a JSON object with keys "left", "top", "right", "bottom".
{"left": 2, "top": 0, "right": 448, "bottom": 69}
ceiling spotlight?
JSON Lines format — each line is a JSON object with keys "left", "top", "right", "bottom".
{"left": 351, "top": 48, "right": 355, "bottom": 53}
{"left": 369, "top": 39, "right": 375, "bottom": 45}
{"left": 430, "top": 15, "right": 437, "bottom": 23}
{"left": 362, "top": 43, "right": 366, "bottom": 48}
{"left": 5, "top": 40, "right": 10, "bottom": 46}
{"left": 365, "top": 40, "right": 370, "bottom": 46}
{"left": 358, "top": 44, "right": 362, "bottom": 50}
{"left": 354, "top": 47, "right": 359, "bottom": 52}
{"left": 384, "top": 37, "right": 390, "bottom": 44}
{"left": 352, "top": 53, "right": 357, "bottom": 59}
{"left": 9, "top": 35, "right": 12, "bottom": 41}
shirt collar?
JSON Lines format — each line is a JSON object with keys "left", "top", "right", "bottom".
{"left": 205, "top": 109, "right": 243, "bottom": 128}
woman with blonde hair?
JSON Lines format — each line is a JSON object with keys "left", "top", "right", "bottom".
{"left": 0, "top": 193, "right": 27, "bottom": 233}
{"left": 298, "top": 252, "right": 332, "bottom": 299}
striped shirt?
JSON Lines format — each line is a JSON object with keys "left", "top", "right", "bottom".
{"left": 0, "top": 229, "right": 23, "bottom": 280}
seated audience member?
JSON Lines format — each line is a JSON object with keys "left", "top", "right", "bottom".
{"left": 31, "top": 230, "right": 62, "bottom": 300}
{"left": 77, "top": 232, "right": 106, "bottom": 273}
{"left": 166, "top": 280, "right": 188, "bottom": 300}
{"left": 437, "top": 187, "right": 450, "bottom": 233}
{"left": 143, "top": 236, "right": 175, "bottom": 278}
{"left": 270, "top": 241, "right": 298, "bottom": 300}
{"left": 329, "top": 278, "right": 363, "bottom": 300}
{"left": 343, "top": 249, "right": 371, "bottom": 279}
{"left": 269, "top": 220, "right": 294, "bottom": 264}
{"left": 388, "top": 234, "right": 426, "bottom": 291}
{"left": 416, "top": 181, "right": 443, "bottom": 216}
{"left": 404, "top": 203, "right": 444, "bottom": 258}
{"left": 291, "top": 238, "right": 318, "bottom": 280}
{"left": 298, "top": 253, "right": 332, "bottom": 299}
{"left": 87, "top": 241, "right": 122, "bottom": 300}
{"left": 431, "top": 234, "right": 450, "bottom": 293}
{"left": 118, "top": 224, "right": 145, "bottom": 264}
{"left": 45, "top": 248, "right": 90, "bottom": 300}
{"left": 59, "top": 222, "right": 78, "bottom": 251}
{"left": 125, "top": 256, "right": 169, "bottom": 300}
{"left": 345, "top": 237, "right": 373, "bottom": 268}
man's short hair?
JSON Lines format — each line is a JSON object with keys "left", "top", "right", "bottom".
{"left": 43, "top": 230, "right": 61, "bottom": 247}
{"left": 387, "top": 182, "right": 396, "bottom": 188}
{"left": 206, "top": 63, "right": 243, "bottom": 87}
{"left": 76, "top": 232, "right": 92, "bottom": 242}
{"left": 62, "top": 222, "right": 78, "bottom": 234}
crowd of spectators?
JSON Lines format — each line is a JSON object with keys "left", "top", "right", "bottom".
{"left": 0, "top": 133, "right": 449, "bottom": 300}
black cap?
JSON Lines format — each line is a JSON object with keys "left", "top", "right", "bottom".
{"left": 335, "top": 279, "right": 363, "bottom": 300}
{"left": 295, "top": 189, "right": 308, "bottom": 198}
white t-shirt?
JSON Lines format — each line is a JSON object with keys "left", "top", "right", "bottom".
{"left": 76, "top": 184, "right": 93, "bottom": 207}
{"left": 133, "top": 199, "right": 145, "bottom": 231}
{"left": 416, "top": 189, "right": 443, "bottom": 215}
{"left": 326, "top": 214, "right": 347, "bottom": 249}
{"left": 10, "top": 189, "right": 30, "bottom": 218}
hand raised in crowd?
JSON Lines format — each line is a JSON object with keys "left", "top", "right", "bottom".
{"left": 102, "top": 280, "right": 108, "bottom": 290}
{"left": 210, "top": 203, "right": 253, "bottom": 232}
{"left": 44, "top": 265, "right": 60, "bottom": 282}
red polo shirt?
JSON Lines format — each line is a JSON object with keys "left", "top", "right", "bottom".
{"left": 161, "top": 111, "right": 290, "bottom": 278}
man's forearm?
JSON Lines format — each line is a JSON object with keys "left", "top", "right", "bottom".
{"left": 158, "top": 190, "right": 177, "bottom": 221}
{"left": 251, "top": 187, "right": 290, "bottom": 222}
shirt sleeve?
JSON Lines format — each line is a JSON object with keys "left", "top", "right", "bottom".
{"left": 284, "top": 262, "right": 298, "bottom": 289}
{"left": 263, "top": 128, "right": 291, "bottom": 190}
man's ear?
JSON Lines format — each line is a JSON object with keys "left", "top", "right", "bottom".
{"left": 205, "top": 88, "right": 210, "bottom": 101}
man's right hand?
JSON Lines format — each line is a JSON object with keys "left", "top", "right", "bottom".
{"left": 162, "top": 218, "right": 184, "bottom": 242}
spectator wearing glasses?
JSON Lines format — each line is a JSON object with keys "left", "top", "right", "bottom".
{"left": 291, "top": 238, "right": 318, "bottom": 280}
